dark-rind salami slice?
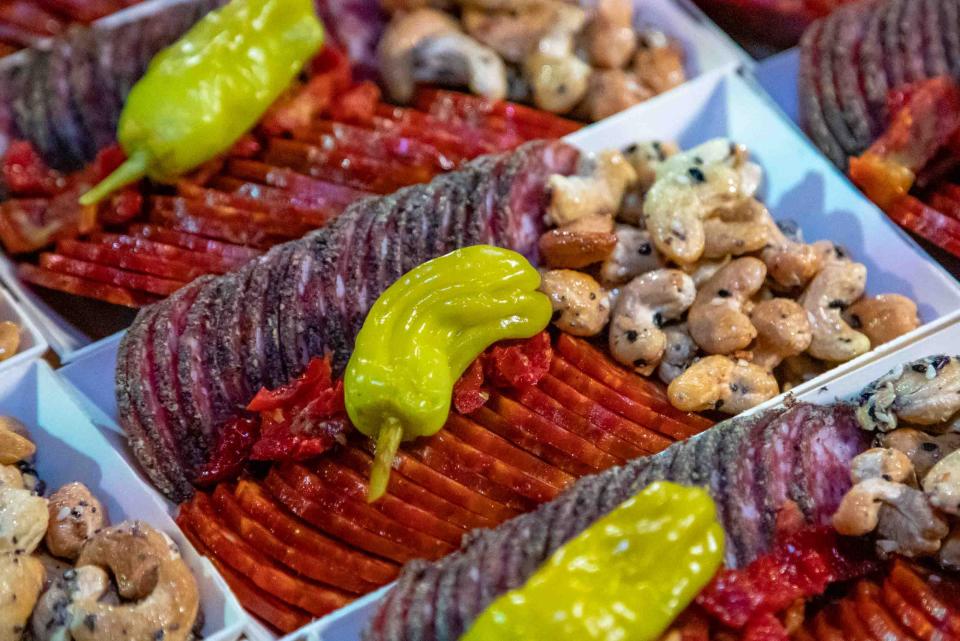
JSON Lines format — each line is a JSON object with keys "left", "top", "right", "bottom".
{"left": 881, "top": 0, "right": 907, "bottom": 91}
{"left": 68, "top": 27, "right": 118, "bottom": 155}
{"left": 859, "top": 0, "right": 890, "bottom": 130}
{"left": 22, "top": 54, "right": 57, "bottom": 163}
{"left": 801, "top": 405, "right": 868, "bottom": 524}
{"left": 898, "top": 0, "right": 926, "bottom": 82}
{"left": 818, "top": 11, "right": 860, "bottom": 157}
{"left": 278, "top": 237, "right": 319, "bottom": 380}
{"left": 247, "top": 243, "right": 298, "bottom": 390}
{"left": 833, "top": 4, "right": 874, "bottom": 154}
{"left": 800, "top": 20, "right": 847, "bottom": 167}
{"left": 921, "top": 0, "right": 950, "bottom": 77}
{"left": 46, "top": 37, "right": 91, "bottom": 168}
{"left": 212, "top": 267, "right": 254, "bottom": 411}
{"left": 262, "top": 242, "right": 301, "bottom": 388}
{"left": 942, "top": 0, "right": 960, "bottom": 77}
{"left": 393, "top": 184, "right": 431, "bottom": 275}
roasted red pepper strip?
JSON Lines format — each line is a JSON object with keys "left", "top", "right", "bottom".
{"left": 192, "top": 416, "right": 260, "bottom": 485}
{"left": 247, "top": 356, "right": 334, "bottom": 412}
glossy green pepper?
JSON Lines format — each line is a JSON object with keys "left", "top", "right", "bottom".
{"left": 462, "top": 481, "right": 725, "bottom": 641}
{"left": 344, "top": 245, "right": 552, "bottom": 501}
{"left": 80, "top": 0, "right": 324, "bottom": 205}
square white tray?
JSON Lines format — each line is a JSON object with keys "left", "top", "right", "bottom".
{"left": 3, "top": 358, "right": 248, "bottom": 640}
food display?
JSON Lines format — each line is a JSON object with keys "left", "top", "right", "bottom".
{"left": 374, "top": 1, "right": 687, "bottom": 122}
{"left": 0, "top": 414, "right": 201, "bottom": 641}
{"left": 693, "top": 0, "right": 861, "bottom": 50}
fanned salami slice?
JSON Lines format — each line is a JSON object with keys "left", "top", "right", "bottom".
{"left": 278, "top": 238, "right": 318, "bottom": 380}
{"left": 69, "top": 27, "right": 117, "bottom": 154}
{"left": 921, "top": 0, "right": 949, "bottom": 77}
{"left": 833, "top": 4, "right": 874, "bottom": 154}
{"left": 46, "top": 37, "right": 91, "bottom": 165}
{"left": 942, "top": 0, "right": 960, "bottom": 77}
{"left": 882, "top": 0, "right": 907, "bottom": 91}
{"left": 263, "top": 243, "right": 301, "bottom": 388}
{"left": 818, "top": 12, "right": 860, "bottom": 157}
{"left": 899, "top": 0, "right": 926, "bottom": 82}
{"left": 800, "top": 20, "right": 847, "bottom": 167}
{"left": 212, "top": 268, "right": 252, "bottom": 410}
{"left": 859, "top": 0, "right": 889, "bottom": 129}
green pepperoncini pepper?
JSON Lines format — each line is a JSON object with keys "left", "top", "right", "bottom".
{"left": 462, "top": 481, "right": 725, "bottom": 641}
{"left": 344, "top": 245, "right": 552, "bottom": 501}
{"left": 80, "top": 0, "right": 324, "bottom": 205}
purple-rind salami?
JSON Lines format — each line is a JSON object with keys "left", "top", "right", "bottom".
{"left": 881, "top": 0, "right": 907, "bottom": 92}
{"left": 859, "top": 0, "right": 890, "bottom": 130}
{"left": 942, "top": 0, "right": 960, "bottom": 77}
{"left": 46, "top": 37, "right": 92, "bottom": 166}
{"left": 799, "top": 20, "right": 847, "bottom": 168}
{"left": 921, "top": 0, "right": 950, "bottom": 78}
{"left": 817, "top": 11, "right": 860, "bottom": 157}
{"left": 832, "top": 4, "right": 874, "bottom": 154}
{"left": 116, "top": 142, "right": 579, "bottom": 500}
{"left": 899, "top": 0, "right": 926, "bottom": 83}
{"left": 363, "top": 402, "right": 868, "bottom": 641}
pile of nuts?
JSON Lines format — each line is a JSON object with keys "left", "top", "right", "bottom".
{"left": 0, "top": 415, "right": 199, "bottom": 641}
{"left": 834, "top": 357, "right": 960, "bottom": 568}
{"left": 377, "top": 0, "right": 686, "bottom": 120}
{"left": 536, "top": 138, "right": 921, "bottom": 414}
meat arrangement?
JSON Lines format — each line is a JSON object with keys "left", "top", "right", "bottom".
{"left": 0, "top": 414, "right": 201, "bottom": 641}
{"left": 116, "top": 140, "right": 581, "bottom": 501}
{"left": 363, "top": 400, "right": 869, "bottom": 641}
{"left": 1, "top": 43, "right": 578, "bottom": 309}
{"left": 694, "top": 0, "right": 861, "bottom": 49}
{"left": 175, "top": 334, "right": 712, "bottom": 631}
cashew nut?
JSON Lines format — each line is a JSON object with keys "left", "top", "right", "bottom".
{"left": 832, "top": 477, "right": 907, "bottom": 536}
{"left": 0, "top": 554, "right": 42, "bottom": 641}
{"left": 584, "top": 0, "right": 636, "bottom": 69}
{"left": 582, "top": 68, "right": 652, "bottom": 121}
{"left": 0, "top": 466, "right": 22, "bottom": 489}
{"left": 540, "top": 269, "right": 610, "bottom": 336}
{"left": 539, "top": 228, "right": 617, "bottom": 269}
{"left": 46, "top": 483, "right": 107, "bottom": 561}
{"left": 667, "top": 355, "right": 779, "bottom": 414}
{"left": 623, "top": 140, "right": 679, "bottom": 196}
{"left": 65, "top": 521, "right": 200, "bottom": 641}
{"left": 633, "top": 29, "right": 686, "bottom": 95}
{"left": 462, "top": 3, "right": 559, "bottom": 63}
{"left": 938, "top": 523, "right": 960, "bottom": 571}
{"left": 547, "top": 151, "right": 638, "bottom": 226}
{"left": 0, "top": 323, "right": 19, "bottom": 363}
{"left": 800, "top": 261, "right": 870, "bottom": 362}
{"left": 563, "top": 214, "right": 615, "bottom": 235}
{"left": 0, "top": 485, "right": 47, "bottom": 555}
{"left": 657, "top": 324, "right": 698, "bottom": 384}
{"left": 857, "top": 357, "right": 960, "bottom": 431}
{"left": 379, "top": 10, "right": 507, "bottom": 103}
{"left": 759, "top": 209, "right": 825, "bottom": 290}
{"left": 748, "top": 298, "right": 812, "bottom": 370}
{"left": 875, "top": 488, "right": 949, "bottom": 558}
{"left": 644, "top": 141, "right": 762, "bottom": 264}
{"left": 701, "top": 206, "right": 770, "bottom": 260}
{"left": 849, "top": 447, "right": 915, "bottom": 484}
{"left": 0, "top": 417, "right": 34, "bottom": 465}
{"left": 776, "top": 353, "right": 827, "bottom": 392}
{"left": 608, "top": 269, "right": 696, "bottom": 375}
{"left": 687, "top": 257, "right": 766, "bottom": 355}
{"left": 923, "top": 449, "right": 960, "bottom": 516}
{"left": 599, "top": 225, "right": 662, "bottom": 285}
{"left": 524, "top": 52, "right": 591, "bottom": 114}
{"left": 881, "top": 428, "right": 960, "bottom": 479}
{"left": 845, "top": 294, "right": 920, "bottom": 347}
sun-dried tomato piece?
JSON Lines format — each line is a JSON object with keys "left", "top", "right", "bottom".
{"left": 1, "top": 140, "right": 61, "bottom": 196}
{"left": 453, "top": 359, "right": 488, "bottom": 414}
{"left": 247, "top": 356, "right": 334, "bottom": 412}
{"left": 261, "top": 73, "right": 337, "bottom": 136}
{"left": 486, "top": 331, "right": 552, "bottom": 388}
{"left": 742, "top": 612, "right": 791, "bottom": 641}
{"left": 192, "top": 416, "right": 259, "bottom": 486}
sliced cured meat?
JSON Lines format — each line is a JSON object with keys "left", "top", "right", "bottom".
{"left": 55, "top": 239, "right": 210, "bottom": 282}
{"left": 18, "top": 262, "right": 159, "bottom": 308}
{"left": 363, "top": 402, "right": 867, "bottom": 641}
{"left": 277, "top": 238, "right": 318, "bottom": 380}
{"left": 881, "top": 0, "right": 907, "bottom": 92}
{"left": 127, "top": 224, "right": 260, "bottom": 262}
{"left": 859, "top": 0, "right": 889, "bottom": 128}
{"left": 38, "top": 253, "right": 184, "bottom": 296}
{"left": 921, "top": 0, "right": 950, "bottom": 77}
{"left": 832, "top": 4, "right": 874, "bottom": 153}
{"left": 898, "top": 0, "right": 926, "bottom": 82}
{"left": 799, "top": 404, "right": 867, "bottom": 524}
{"left": 800, "top": 17, "right": 856, "bottom": 166}
{"left": 45, "top": 38, "right": 90, "bottom": 165}
{"left": 818, "top": 11, "right": 860, "bottom": 156}
{"left": 941, "top": 0, "right": 960, "bottom": 77}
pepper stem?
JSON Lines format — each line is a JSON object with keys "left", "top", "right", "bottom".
{"left": 78, "top": 149, "right": 151, "bottom": 206}
{"left": 368, "top": 416, "right": 403, "bottom": 503}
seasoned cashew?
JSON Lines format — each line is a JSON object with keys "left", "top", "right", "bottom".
{"left": 539, "top": 228, "right": 616, "bottom": 269}
{"left": 938, "top": 523, "right": 960, "bottom": 571}
{"left": 0, "top": 485, "right": 47, "bottom": 555}
{"left": 633, "top": 29, "right": 686, "bottom": 95}
{"left": 379, "top": 10, "right": 507, "bottom": 103}
{"left": 667, "top": 355, "right": 779, "bottom": 414}
{"left": 881, "top": 428, "right": 960, "bottom": 479}
{"left": 702, "top": 215, "right": 769, "bottom": 259}
{"left": 0, "top": 554, "right": 42, "bottom": 641}
{"left": 644, "top": 142, "right": 762, "bottom": 264}
{"left": 849, "top": 447, "right": 915, "bottom": 484}
{"left": 462, "top": 3, "right": 559, "bottom": 63}
{"left": 623, "top": 141, "right": 679, "bottom": 196}
{"left": 608, "top": 269, "right": 695, "bottom": 375}
{"left": 46, "top": 482, "right": 107, "bottom": 561}
{"left": 875, "top": 488, "right": 949, "bottom": 558}
{"left": 687, "top": 257, "right": 766, "bottom": 355}
{"left": 599, "top": 225, "right": 662, "bottom": 285}
{"left": 0, "top": 416, "right": 34, "bottom": 465}
{"left": 0, "top": 323, "right": 19, "bottom": 363}
{"left": 582, "top": 68, "right": 652, "bottom": 121}
{"left": 658, "top": 324, "right": 698, "bottom": 384}
{"left": 540, "top": 270, "right": 610, "bottom": 336}
{"left": 857, "top": 357, "right": 960, "bottom": 431}
{"left": 845, "top": 294, "right": 920, "bottom": 347}
{"left": 547, "top": 151, "right": 638, "bottom": 226}
{"left": 748, "top": 298, "right": 812, "bottom": 370}
{"left": 524, "top": 52, "right": 591, "bottom": 114}
{"left": 923, "top": 449, "right": 960, "bottom": 516}
{"left": 832, "top": 477, "right": 906, "bottom": 535}
{"left": 776, "top": 353, "right": 828, "bottom": 392}
{"left": 800, "top": 261, "right": 870, "bottom": 362}
{"left": 584, "top": 0, "right": 636, "bottom": 69}
{"left": 31, "top": 566, "right": 107, "bottom": 641}
{"left": 0, "top": 466, "right": 22, "bottom": 489}
{"left": 67, "top": 522, "right": 200, "bottom": 641}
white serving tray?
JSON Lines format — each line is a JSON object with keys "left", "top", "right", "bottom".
{"left": 3, "top": 358, "right": 247, "bottom": 641}
{"left": 57, "top": 66, "right": 960, "bottom": 641}
{"left": 1, "top": 0, "right": 747, "bottom": 362}
{"left": 754, "top": 47, "right": 802, "bottom": 126}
